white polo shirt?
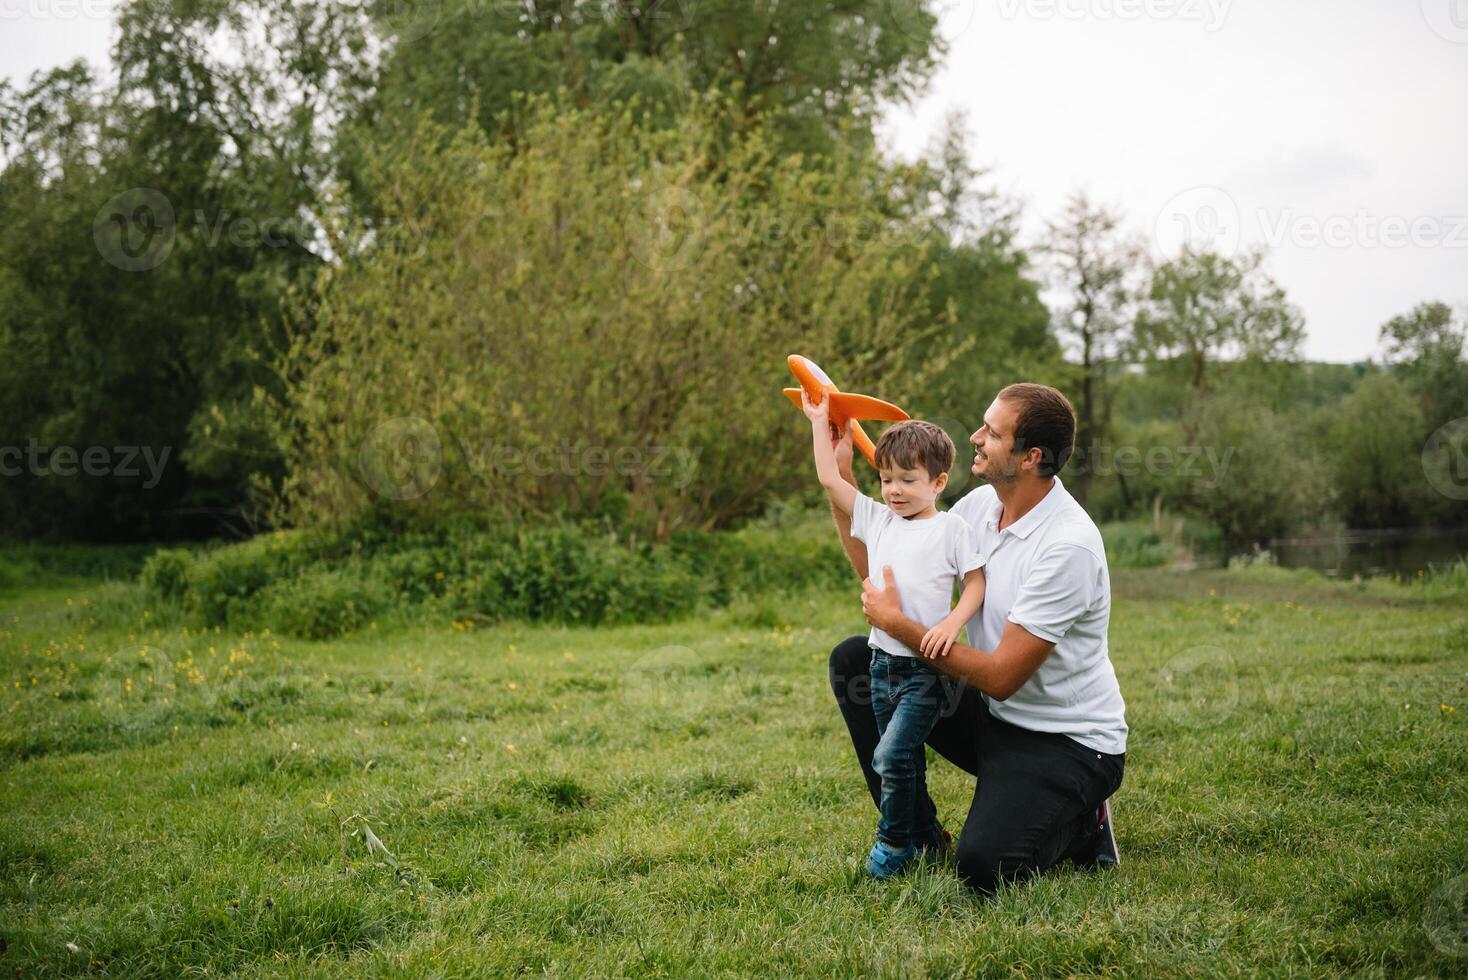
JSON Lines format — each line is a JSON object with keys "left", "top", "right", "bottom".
{"left": 950, "top": 476, "right": 1128, "bottom": 755}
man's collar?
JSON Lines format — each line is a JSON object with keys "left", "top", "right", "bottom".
{"left": 988, "top": 476, "right": 1067, "bottom": 539}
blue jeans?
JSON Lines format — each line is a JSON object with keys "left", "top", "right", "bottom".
{"left": 869, "top": 648, "right": 953, "bottom": 848}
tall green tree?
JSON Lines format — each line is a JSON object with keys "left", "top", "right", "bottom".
{"left": 1379, "top": 301, "right": 1468, "bottom": 431}
{"left": 354, "top": 0, "right": 943, "bottom": 162}
{"left": 1323, "top": 373, "right": 1437, "bottom": 528}
{"left": 1041, "top": 193, "right": 1142, "bottom": 506}
{"left": 1135, "top": 246, "right": 1305, "bottom": 438}
{"left": 0, "top": 0, "right": 365, "bottom": 539}
{"left": 274, "top": 97, "right": 954, "bottom": 536}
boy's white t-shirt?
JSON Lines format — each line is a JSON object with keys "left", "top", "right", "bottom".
{"left": 849, "top": 492, "right": 986, "bottom": 658}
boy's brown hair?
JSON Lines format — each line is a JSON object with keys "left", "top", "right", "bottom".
{"left": 874, "top": 420, "right": 955, "bottom": 480}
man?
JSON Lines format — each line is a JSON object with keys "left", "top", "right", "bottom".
{"left": 826, "top": 383, "right": 1127, "bottom": 895}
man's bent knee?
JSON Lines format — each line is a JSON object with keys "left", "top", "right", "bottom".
{"left": 955, "top": 842, "right": 1038, "bottom": 897}
{"left": 828, "top": 637, "right": 872, "bottom": 704}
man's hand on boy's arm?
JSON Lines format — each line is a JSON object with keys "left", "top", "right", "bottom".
{"left": 862, "top": 567, "right": 1054, "bottom": 701}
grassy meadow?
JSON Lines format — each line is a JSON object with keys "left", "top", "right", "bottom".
{"left": 2, "top": 561, "right": 1466, "bottom": 976}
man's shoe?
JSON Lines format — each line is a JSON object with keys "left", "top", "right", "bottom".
{"left": 1095, "top": 799, "right": 1119, "bottom": 867}
{"left": 865, "top": 839, "right": 918, "bottom": 879}
{"left": 914, "top": 826, "right": 953, "bottom": 864}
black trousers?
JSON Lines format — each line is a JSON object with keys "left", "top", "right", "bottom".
{"left": 828, "top": 635, "right": 1125, "bottom": 895}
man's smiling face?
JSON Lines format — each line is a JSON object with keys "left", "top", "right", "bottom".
{"left": 969, "top": 397, "right": 1024, "bottom": 485}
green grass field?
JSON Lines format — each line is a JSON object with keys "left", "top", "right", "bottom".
{"left": 2, "top": 565, "right": 1466, "bottom": 976}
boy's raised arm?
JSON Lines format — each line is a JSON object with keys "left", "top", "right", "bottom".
{"left": 827, "top": 425, "right": 868, "bottom": 581}
{"left": 802, "top": 390, "right": 857, "bottom": 517}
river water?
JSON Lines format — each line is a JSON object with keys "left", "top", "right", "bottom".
{"left": 1220, "top": 527, "right": 1468, "bottom": 578}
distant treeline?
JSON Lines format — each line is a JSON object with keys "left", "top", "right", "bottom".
{"left": 1, "top": 0, "right": 1464, "bottom": 547}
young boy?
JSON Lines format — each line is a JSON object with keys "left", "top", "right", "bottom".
{"left": 801, "top": 391, "right": 986, "bottom": 879}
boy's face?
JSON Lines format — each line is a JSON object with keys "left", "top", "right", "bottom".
{"left": 878, "top": 462, "right": 948, "bottom": 517}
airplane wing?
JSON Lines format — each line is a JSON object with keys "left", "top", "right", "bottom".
{"left": 826, "top": 392, "right": 910, "bottom": 422}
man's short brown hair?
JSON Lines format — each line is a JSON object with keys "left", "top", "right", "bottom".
{"left": 997, "top": 383, "right": 1076, "bottom": 477}
{"left": 874, "top": 420, "right": 955, "bottom": 479}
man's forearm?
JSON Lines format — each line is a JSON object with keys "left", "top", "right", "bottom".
{"left": 883, "top": 614, "right": 1049, "bottom": 701}
{"left": 884, "top": 615, "right": 993, "bottom": 688}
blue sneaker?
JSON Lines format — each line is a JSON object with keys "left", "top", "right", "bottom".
{"left": 865, "top": 839, "right": 918, "bottom": 879}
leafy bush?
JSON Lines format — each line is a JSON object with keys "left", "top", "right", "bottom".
{"left": 0, "top": 543, "right": 157, "bottom": 594}
{"left": 134, "top": 502, "right": 872, "bottom": 635}
{"left": 1177, "top": 394, "right": 1332, "bottom": 548}
{"left": 1100, "top": 523, "right": 1171, "bottom": 569}
{"left": 245, "top": 567, "right": 392, "bottom": 640}
{"left": 140, "top": 548, "right": 196, "bottom": 602}
{"left": 446, "top": 525, "right": 704, "bottom": 625}
{"left": 182, "top": 532, "right": 315, "bottom": 625}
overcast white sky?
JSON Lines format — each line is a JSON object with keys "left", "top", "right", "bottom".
{"left": 4, "top": 0, "right": 1466, "bottom": 362}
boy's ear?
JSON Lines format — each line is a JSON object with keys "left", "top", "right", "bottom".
{"left": 933, "top": 470, "right": 949, "bottom": 493}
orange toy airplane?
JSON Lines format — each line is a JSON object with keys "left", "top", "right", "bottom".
{"left": 783, "top": 354, "right": 910, "bottom": 469}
